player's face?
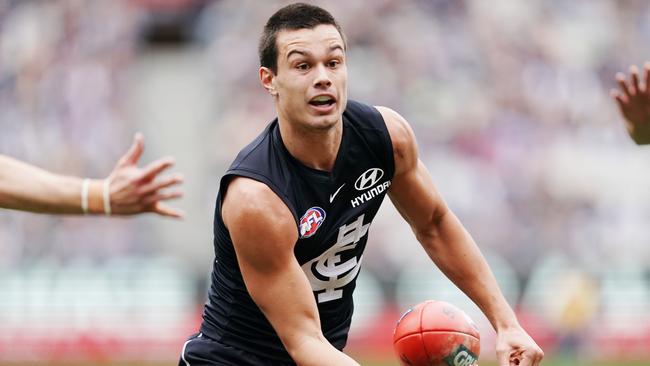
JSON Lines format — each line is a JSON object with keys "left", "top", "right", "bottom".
{"left": 267, "top": 24, "right": 348, "bottom": 131}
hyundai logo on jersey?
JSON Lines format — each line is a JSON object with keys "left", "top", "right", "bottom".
{"left": 299, "top": 207, "right": 326, "bottom": 238}
{"left": 354, "top": 168, "right": 384, "bottom": 190}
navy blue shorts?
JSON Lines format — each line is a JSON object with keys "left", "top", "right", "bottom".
{"left": 178, "top": 332, "right": 294, "bottom": 366}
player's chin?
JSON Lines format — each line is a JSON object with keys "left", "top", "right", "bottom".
{"left": 304, "top": 110, "right": 340, "bottom": 128}
{"left": 309, "top": 115, "right": 340, "bottom": 130}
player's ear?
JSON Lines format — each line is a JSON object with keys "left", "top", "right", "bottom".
{"left": 260, "top": 67, "right": 277, "bottom": 96}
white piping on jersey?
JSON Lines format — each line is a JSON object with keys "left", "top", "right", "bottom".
{"left": 181, "top": 332, "right": 202, "bottom": 366}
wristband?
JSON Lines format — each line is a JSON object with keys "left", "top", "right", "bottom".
{"left": 103, "top": 179, "right": 112, "bottom": 216}
{"left": 81, "top": 178, "right": 90, "bottom": 214}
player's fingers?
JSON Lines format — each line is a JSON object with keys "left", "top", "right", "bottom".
{"left": 530, "top": 356, "right": 541, "bottom": 366}
{"left": 152, "top": 202, "right": 185, "bottom": 218}
{"left": 496, "top": 349, "right": 510, "bottom": 366}
{"left": 617, "top": 72, "right": 632, "bottom": 98}
{"left": 119, "top": 133, "right": 144, "bottom": 166}
{"left": 137, "top": 157, "right": 175, "bottom": 182}
{"left": 630, "top": 65, "right": 640, "bottom": 95}
{"left": 532, "top": 350, "right": 545, "bottom": 366}
{"left": 139, "top": 174, "right": 183, "bottom": 196}
{"left": 517, "top": 349, "right": 542, "bottom": 366}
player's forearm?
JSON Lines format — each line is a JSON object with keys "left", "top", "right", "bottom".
{"left": 256, "top": 288, "right": 360, "bottom": 366}
{"left": 419, "top": 210, "right": 520, "bottom": 332}
{"left": 287, "top": 335, "right": 360, "bottom": 366}
{"left": 0, "top": 156, "right": 104, "bottom": 214}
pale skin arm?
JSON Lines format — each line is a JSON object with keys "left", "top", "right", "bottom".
{"left": 0, "top": 133, "right": 184, "bottom": 217}
{"left": 377, "top": 106, "right": 544, "bottom": 366}
{"left": 222, "top": 177, "right": 359, "bottom": 366}
{"left": 611, "top": 62, "right": 650, "bottom": 145}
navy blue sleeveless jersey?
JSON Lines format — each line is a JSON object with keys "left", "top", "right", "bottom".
{"left": 199, "top": 100, "right": 395, "bottom": 364}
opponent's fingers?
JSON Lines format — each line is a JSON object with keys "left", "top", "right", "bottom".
{"left": 142, "top": 190, "right": 184, "bottom": 206}
{"left": 119, "top": 133, "right": 144, "bottom": 166}
{"left": 139, "top": 174, "right": 183, "bottom": 196}
{"left": 137, "top": 157, "right": 175, "bottom": 182}
{"left": 630, "top": 65, "right": 640, "bottom": 95}
{"left": 617, "top": 72, "right": 632, "bottom": 98}
{"left": 152, "top": 202, "right": 185, "bottom": 218}
{"left": 644, "top": 62, "right": 650, "bottom": 94}
{"left": 611, "top": 89, "right": 628, "bottom": 111}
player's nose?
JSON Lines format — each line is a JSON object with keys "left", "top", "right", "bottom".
{"left": 313, "top": 64, "right": 332, "bottom": 88}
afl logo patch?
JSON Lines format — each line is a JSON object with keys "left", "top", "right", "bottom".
{"left": 299, "top": 207, "right": 326, "bottom": 238}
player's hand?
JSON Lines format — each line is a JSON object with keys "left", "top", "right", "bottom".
{"left": 611, "top": 62, "right": 650, "bottom": 145}
{"left": 106, "top": 133, "right": 184, "bottom": 218}
{"left": 495, "top": 326, "right": 543, "bottom": 366}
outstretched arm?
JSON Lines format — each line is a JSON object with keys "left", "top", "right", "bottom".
{"left": 222, "top": 177, "right": 359, "bottom": 366}
{"left": 611, "top": 62, "right": 650, "bottom": 145}
{"left": 0, "top": 133, "right": 184, "bottom": 217}
{"left": 377, "top": 106, "right": 543, "bottom": 366}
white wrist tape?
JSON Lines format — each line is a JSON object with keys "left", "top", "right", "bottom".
{"left": 81, "top": 178, "right": 90, "bottom": 214}
{"left": 103, "top": 179, "right": 111, "bottom": 216}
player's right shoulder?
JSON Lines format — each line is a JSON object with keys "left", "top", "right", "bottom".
{"left": 223, "top": 177, "right": 298, "bottom": 268}
{"left": 222, "top": 177, "right": 295, "bottom": 237}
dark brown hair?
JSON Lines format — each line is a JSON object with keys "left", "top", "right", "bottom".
{"left": 259, "top": 3, "right": 345, "bottom": 74}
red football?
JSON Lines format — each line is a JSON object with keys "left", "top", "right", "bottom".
{"left": 393, "top": 300, "right": 480, "bottom": 366}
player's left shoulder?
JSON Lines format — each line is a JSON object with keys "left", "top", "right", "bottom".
{"left": 374, "top": 106, "right": 417, "bottom": 160}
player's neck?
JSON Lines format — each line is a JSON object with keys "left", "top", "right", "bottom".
{"left": 278, "top": 118, "right": 342, "bottom": 172}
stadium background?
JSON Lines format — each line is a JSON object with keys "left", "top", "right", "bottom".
{"left": 1, "top": 0, "right": 650, "bottom": 365}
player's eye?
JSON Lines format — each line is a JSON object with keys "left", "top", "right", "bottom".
{"left": 296, "top": 63, "right": 310, "bottom": 70}
{"left": 328, "top": 60, "right": 340, "bottom": 68}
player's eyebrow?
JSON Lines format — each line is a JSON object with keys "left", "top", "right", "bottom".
{"left": 286, "top": 45, "right": 344, "bottom": 60}
{"left": 329, "top": 44, "right": 344, "bottom": 54}
{"left": 287, "top": 49, "right": 309, "bottom": 59}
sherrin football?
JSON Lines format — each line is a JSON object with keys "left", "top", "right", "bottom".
{"left": 393, "top": 300, "right": 480, "bottom": 366}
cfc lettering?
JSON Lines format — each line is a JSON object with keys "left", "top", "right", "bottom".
{"left": 301, "top": 214, "right": 369, "bottom": 302}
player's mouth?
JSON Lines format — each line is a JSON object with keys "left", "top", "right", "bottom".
{"left": 308, "top": 94, "right": 336, "bottom": 113}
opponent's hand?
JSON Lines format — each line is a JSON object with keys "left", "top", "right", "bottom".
{"left": 495, "top": 326, "right": 544, "bottom": 366}
{"left": 611, "top": 62, "right": 650, "bottom": 145}
{"left": 106, "top": 133, "right": 184, "bottom": 218}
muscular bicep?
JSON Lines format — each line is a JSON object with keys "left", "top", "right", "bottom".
{"left": 388, "top": 160, "right": 450, "bottom": 239}
{"left": 222, "top": 177, "right": 324, "bottom": 354}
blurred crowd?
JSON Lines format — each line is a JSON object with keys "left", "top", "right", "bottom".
{"left": 1, "top": 0, "right": 650, "bottom": 362}
{"left": 0, "top": 0, "right": 141, "bottom": 265}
